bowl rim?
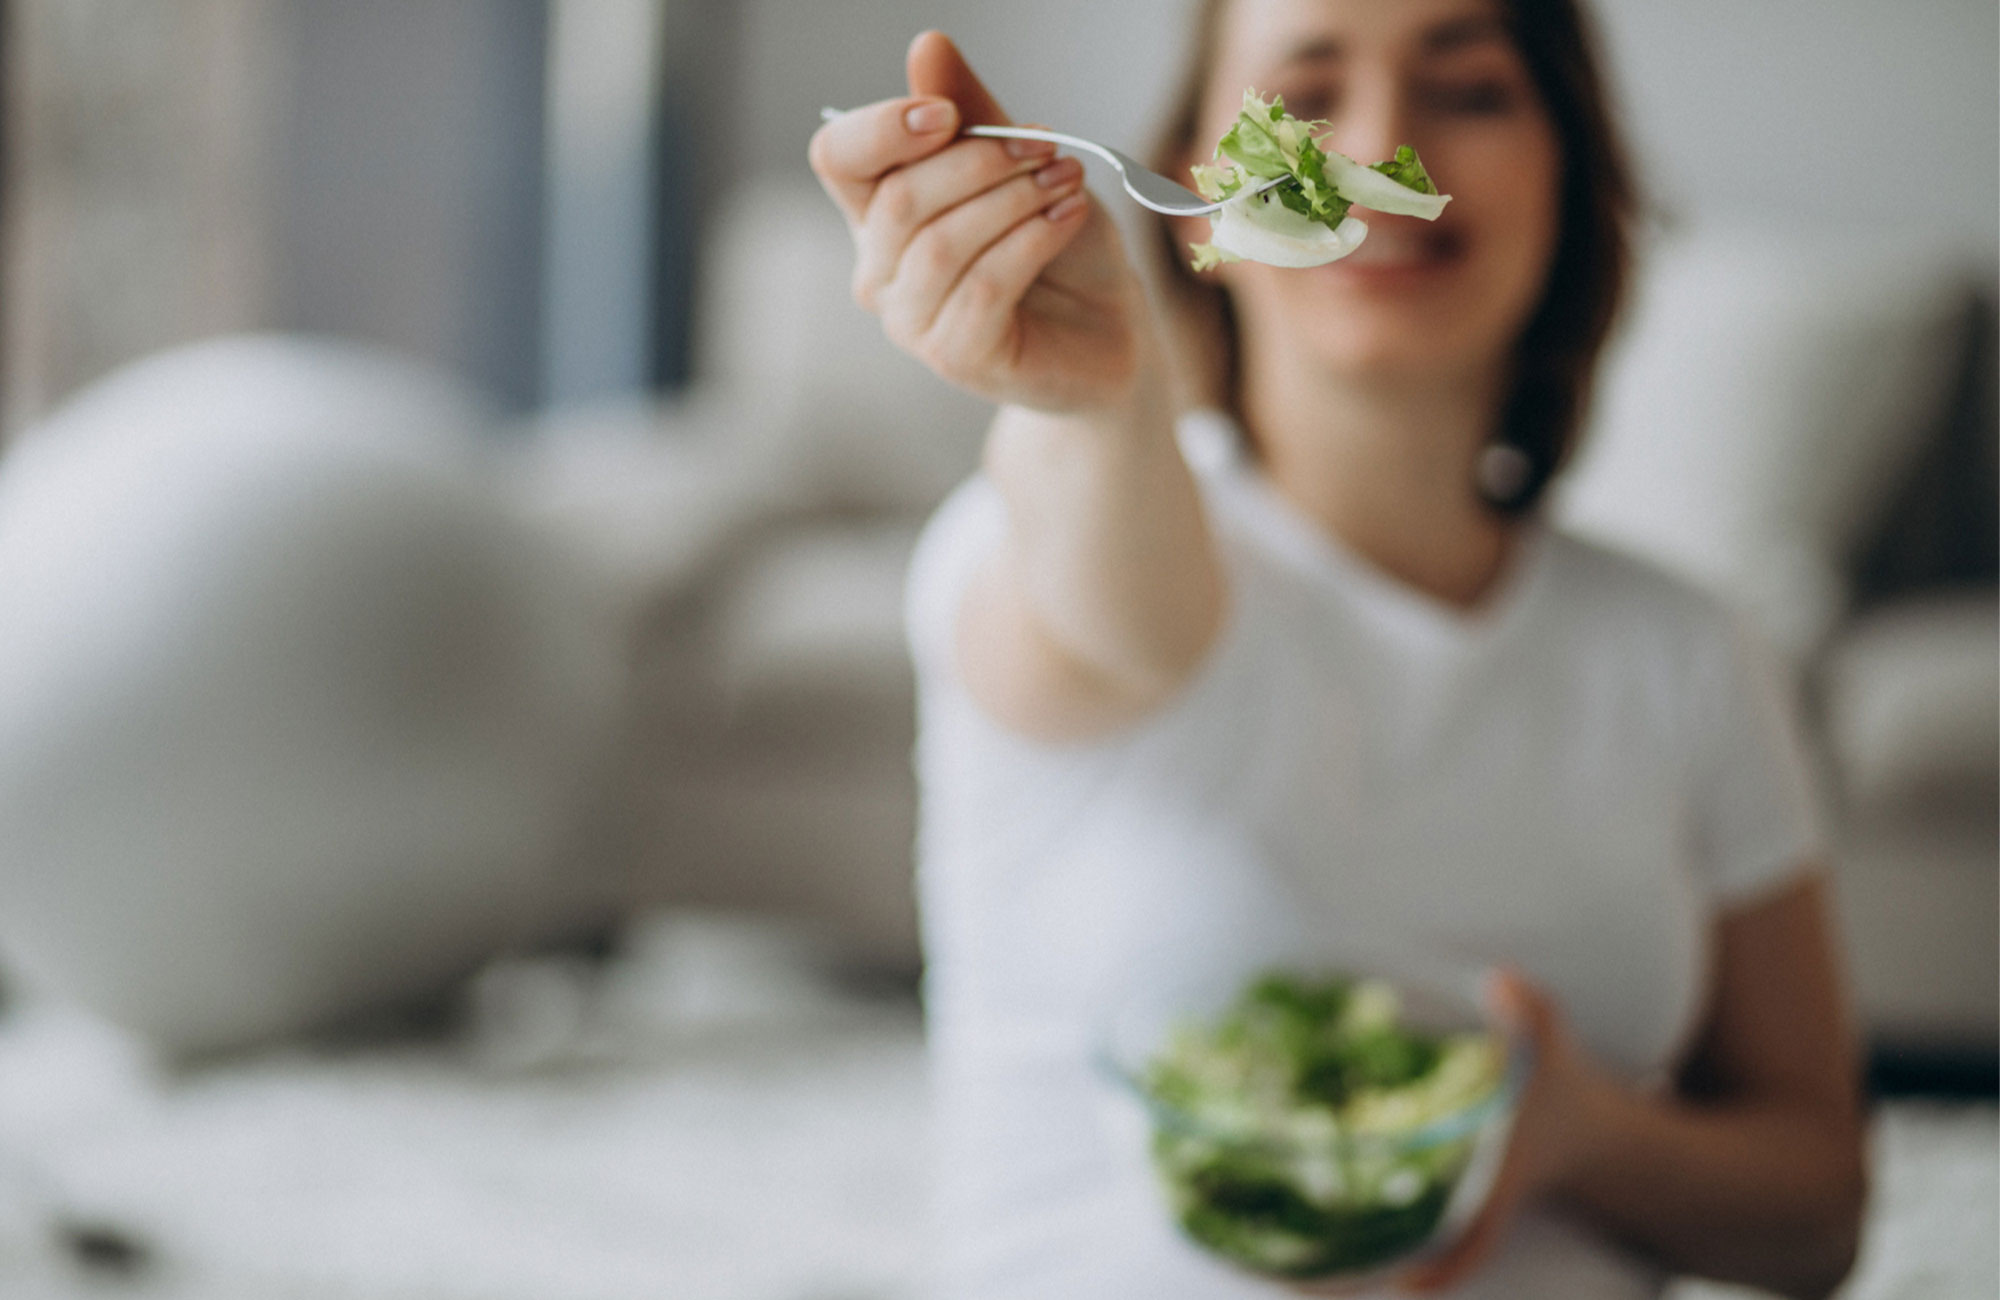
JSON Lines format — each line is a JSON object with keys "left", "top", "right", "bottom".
{"left": 1091, "top": 965, "right": 1536, "bottom": 1152}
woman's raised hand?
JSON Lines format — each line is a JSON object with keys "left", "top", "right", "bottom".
{"left": 809, "top": 32, "right": 1150, "bottom": 415}
{"left": 811, "top": 32, "right": 1214, "bottom": 746}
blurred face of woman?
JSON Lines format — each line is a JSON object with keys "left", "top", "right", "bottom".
{"left": 1192, "top": 0, "right": 1562, "bottom": 383}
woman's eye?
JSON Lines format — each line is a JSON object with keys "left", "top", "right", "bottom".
{"left": 1420, "top": 81, "right": 1516, "bottom": 115}
{"left": 1275, "top": 89, "right": 1336, "bottom": 121}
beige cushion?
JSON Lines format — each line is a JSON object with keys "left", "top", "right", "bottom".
{"left": 618, "top": 521, "right": 926, "bottom": 971}
{"left": 507, "top": 391, "right": 786, "bottom": 617}
{"left": 712, "top": 521, "right": 920, "bottom": 713}
{"left": 1819, "top": 593, "right": 1999, "bottom": 818}
{"left": 1833, "top": 820, "right": 1998, "bottom": 1048}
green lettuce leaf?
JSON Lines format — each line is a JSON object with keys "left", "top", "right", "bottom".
{"left": 1214, "top": 89, "right": 1298, "bottom": 179}
{"left": 1187, "top": 90, "right": 1450, "bottom": 270}
{"left": 1369, "top": 145, "right": 1439, "bottom": 196}
{"left": 1189, "top": 162, "right": 1246, "bottom": 204}
{"left": 1189, "top": 242, "right": 1242, "bottom": 272}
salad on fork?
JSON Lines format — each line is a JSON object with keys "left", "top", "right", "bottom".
{"left": 1187, "top": 89, "right": 1451, "bottom": 271}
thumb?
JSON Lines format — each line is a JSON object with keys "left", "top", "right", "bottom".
{"left": 1483, "top": 967, "right": 1555, "bottom": 1045}
{"left": 906, "top": 30, "right": 1011, "bottom": 127}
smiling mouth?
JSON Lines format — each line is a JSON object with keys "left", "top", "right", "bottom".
{"left": 1336, "top": 220, "right": 1466, "bottom": 271}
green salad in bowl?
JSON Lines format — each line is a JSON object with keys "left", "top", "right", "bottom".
{"left": 1100, "top": 968, "right": 1527, "bottom": 1283}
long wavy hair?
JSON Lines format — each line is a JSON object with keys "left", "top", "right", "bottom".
{"left": 1147, "top": 0, "right": 1637, "bottom": 514}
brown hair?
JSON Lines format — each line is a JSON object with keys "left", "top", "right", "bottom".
{"left": 1147, "top": 0, "right": 1637, "bottom": 514}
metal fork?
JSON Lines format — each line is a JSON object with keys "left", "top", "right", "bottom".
{"left": 817, "top": 107, "right": 1281, "bottom": 216}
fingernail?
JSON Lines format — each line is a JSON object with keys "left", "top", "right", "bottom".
{"left": 1005, "top": 136, "right": 1056, "bottom": 160}
{"left": 1034, "top": 157, "right": 1082, "bottom": 188}
{"left": 905, "top": 101, "right": 954, "bottom": 134}
{"left": 1044, "top": 192, "right": 1089, "bottom": 222}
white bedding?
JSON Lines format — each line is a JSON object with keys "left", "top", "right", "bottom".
{"left": 0, "top": 914, "right": 1988, "bottom": 1300}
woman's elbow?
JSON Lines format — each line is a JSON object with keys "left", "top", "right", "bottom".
{"left": 1789, "top": 1144, "right": 1869, "bottom": 1300}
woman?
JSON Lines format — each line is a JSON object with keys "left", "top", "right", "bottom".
{"left": 809, "top": 2, "right": 1866, "bottom": 1296}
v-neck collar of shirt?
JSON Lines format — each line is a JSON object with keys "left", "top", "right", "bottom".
{"left": 1178, "top": 409, "right": 1553, "bottom": 657}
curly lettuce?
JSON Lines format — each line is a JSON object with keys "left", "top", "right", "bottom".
{"left": 1140, "top": 971, "right": 1506, "bottom": 1279}
{"left": 1188, "top": 91, "right": 1450, "bottom": 271}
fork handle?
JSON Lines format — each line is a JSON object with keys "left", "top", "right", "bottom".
{"left": 820, "top": 109, "right": 1125, "bottom": 177}
{"left": 818, "top": 111, "right": 1115, "bottom": 163}
{"left": 963, "top": 124, "right": 1120, "bottom": 169}
{"left": 817, "top": 111, "right": 1106, "bottom": 160}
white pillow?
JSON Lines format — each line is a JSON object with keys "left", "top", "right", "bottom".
{"left": 1554, "top": 230, "right": 1972, "bottom": 661}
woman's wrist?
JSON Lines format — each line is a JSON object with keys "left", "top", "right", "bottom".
{"left": 1049, "top": 301, "right": 1176, "bottom": 431}
{"left": 986, "top": 332, "right": 1181, "bottom": 485}
{"left": 1541, "top": 1053, "right": 1635, "bottom": 1205}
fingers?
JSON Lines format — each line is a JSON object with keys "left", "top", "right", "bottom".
{"left": 878, "top": 162, "right": 1089, "bottom": 365}
{"left": 1486, "top": 967, "right": 1567, "bottom": 1072}
{"left": 811, "top": 28, "right": 1009, "bottom": 224}
{"left": 809, "top": 96, "right": 961, "bottom": 225}
{"left": 923, "top": 188, "right": 1092, "bottom": 373}
{"left": 906, "top": 30, "right": 1009, "bottom": 126}
{"left": 815, "top": 30, "right": 1104, "bottom": 403}
{"left": 1394, "top": 1152, "right": 1528, "bottom": 1294}
{"left": 1395, "top": 969, "right": 1568, "bottom": 1293}
{"left": 853, "top": 138, "right": 1063, "bottom": 310}
{"left": 1396, "top": 1214, "right": 1499, "bottom": 1292}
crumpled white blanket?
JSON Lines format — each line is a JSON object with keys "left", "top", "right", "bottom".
{"left": 0, "top": 912, "right": 1989, "bottom": 1300}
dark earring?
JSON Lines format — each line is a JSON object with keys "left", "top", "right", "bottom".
{"left": 1475, "top": 441, "right": 1534, "bottom": 510}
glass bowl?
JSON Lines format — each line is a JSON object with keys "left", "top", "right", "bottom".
{"left": 1095, "top": 964, "right": 1531, "bottom": 1287}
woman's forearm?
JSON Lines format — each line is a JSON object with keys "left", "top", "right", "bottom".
{"left": 1558, "top": 1078, "right": 1867, "bottom": 1299}
{"left": 970, "top": 364, "right": 1225, "bottom": 722}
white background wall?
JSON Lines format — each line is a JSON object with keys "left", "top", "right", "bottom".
{"left": 741, "top": 0, "right": 1998, "bottom": 268}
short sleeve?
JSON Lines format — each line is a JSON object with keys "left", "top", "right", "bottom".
{"left": 904, "top": 474, "right": 1010, "bottom": 688}
{"left": 1685, "top": 605, "right": 1829, "bottom": 907}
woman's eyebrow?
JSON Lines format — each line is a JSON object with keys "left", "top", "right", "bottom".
{"left": 1275, "top": 15, "right": 1507, "bottom": 69}
{"left": 1275, "top": 35, "right": 1343, "bottom": 68}
{"left": 1421, "top": 14, "right": 1510, "bottom": 54}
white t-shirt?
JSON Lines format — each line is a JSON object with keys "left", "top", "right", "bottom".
{"left": 905, "top": 411, "right": 1824, "bottom": 1300}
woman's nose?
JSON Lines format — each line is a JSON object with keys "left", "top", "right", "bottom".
{"left": 1318, "top": 70, "right": 1412, "bottom": 163}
